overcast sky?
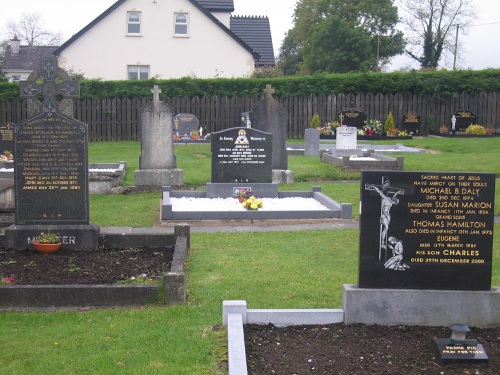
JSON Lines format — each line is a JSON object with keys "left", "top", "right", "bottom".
{"left": 2, "top": 0, "right": 499, "bottom": 71}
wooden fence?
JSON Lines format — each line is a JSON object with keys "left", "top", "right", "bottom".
{"left": 1, "top": 92, "right": 498, "bottom": 141}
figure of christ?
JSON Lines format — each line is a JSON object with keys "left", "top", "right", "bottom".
{"left": 365, "top": 177, "right": 405, "bottom": 261}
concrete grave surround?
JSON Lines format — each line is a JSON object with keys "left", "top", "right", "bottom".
{"left": 134, "top": 85, "right": 183, "bottom": 186}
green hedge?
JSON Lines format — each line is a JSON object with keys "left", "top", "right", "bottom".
{"left": 2, "top": 69, "right": 500, "bottom": 102}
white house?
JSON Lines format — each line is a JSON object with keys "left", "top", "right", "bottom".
{"left": 53, "top": 0, "right": 275, "bottom": 80}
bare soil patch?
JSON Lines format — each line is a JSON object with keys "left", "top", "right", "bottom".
{"left": 0, "top": 247, "right": 173, "bottom": 285}
{"left": 245, "top": 323, "right": 500, "bottom": 374}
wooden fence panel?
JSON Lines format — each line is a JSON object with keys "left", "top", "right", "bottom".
{"left": 1, "top": 92, "right": 499, "bottom": 140}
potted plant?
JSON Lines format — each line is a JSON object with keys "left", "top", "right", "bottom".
{"left": 237, "top": 189, "right": 251, "bottom": 203}
{"left": 190, "top": 129, "right": 200, "bottom": 140}
{"left": 33, "top": 232, "right": 62, "bottom": 254}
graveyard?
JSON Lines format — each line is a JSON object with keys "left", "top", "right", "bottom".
{"left": 0, "top": 61, "right": 499, "bottom": 374}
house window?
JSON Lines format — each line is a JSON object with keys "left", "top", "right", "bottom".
{"left": 174, "top": 13, "right": 188, "bottom": 35}
{"left": 12, "top": 75, "right": 22, "bottom": 81}
{"left": 127, "top": 12, "right": 141, "bottom": 34}
{"left": 127, "top": 65, "right": 149, "bottom": 80}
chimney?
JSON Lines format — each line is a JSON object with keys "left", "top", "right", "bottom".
{"left": 10, "top": 35, "right": 20, "bottom": 54}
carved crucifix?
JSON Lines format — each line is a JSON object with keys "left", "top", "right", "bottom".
{"left": 263, "top": 84, "right": 275, "bottom": 99}
{"left": 19, "top": 58, "right": 80, "bottom": 117}
{"left": 365, "top": 176, "right": 405, "bottom": 261}
{"left": 151, "top": 85, "right": 162, "bottom": 102}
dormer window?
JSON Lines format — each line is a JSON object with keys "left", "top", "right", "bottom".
{"left": 128, "top": 12, "right": 141, "bottom": 34}
{"left": 174, "top": 13, "right": 188, "bottom": 36}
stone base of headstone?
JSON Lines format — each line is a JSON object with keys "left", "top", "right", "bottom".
{"left": 4, "top": 224, "right": 100, "bottom": 251}
{"left": 272, "top": 170, "right": 294, "bottom": 184}
{"left": 343, "top": 284, "right": 500, "bottom": 327}
{"left": 134, "top": 169, "right": 184, "bottom": 186}
{"left": 304, "top": 128, "right": 320, "bottom": 156}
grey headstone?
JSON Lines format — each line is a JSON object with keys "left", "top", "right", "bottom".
{"left": 304, "top": 128, "right": 320, "bottom": 156}
{"left": 249, "top": 85, "right": 288, "bottom": 170}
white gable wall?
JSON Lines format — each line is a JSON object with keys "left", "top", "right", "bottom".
{"left": 58, "top": 0, "right": 255, "bottom": 79}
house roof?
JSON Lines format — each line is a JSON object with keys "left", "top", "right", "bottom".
{"left": 196, "top": 0, "right": 234, "bottom": 12}
{"left": 230, "top": 16, "right": 275, "bottom": 66}
{"left": 2, "top": 46, "right": 58, "bottom": 71}
{"left": 53, "top": 0, "right": 258, "bottom": 59}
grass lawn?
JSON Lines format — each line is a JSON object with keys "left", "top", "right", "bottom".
{"left": 1, "top": 136, "right": 499, "bottom": 374}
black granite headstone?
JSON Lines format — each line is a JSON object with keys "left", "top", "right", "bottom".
{"left": 452, "top": 110, "right": 477, "bottom": 132}
{"left": 402, "top": 112, "right": 420, "bottom": 135}
{"left": 0, "top": 123, "right": 15, "bottom": 155}
{"left": 338, "top": 109, "right": 367, "bottom": 129}
{"left": 211, "top": 127, "right": 272, "bottom": 183}
{"left": 359, "top": 171, "right": 495, "bottom": 290}
{"left": 14, "top": 58, "right": 89, "bottom": 225}
{"left": 174, "top": 113, "right": 199, "bottom": 135}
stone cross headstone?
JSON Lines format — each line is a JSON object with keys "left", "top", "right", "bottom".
{"left": 211, "top": 127, "right": 273, "bottom": 183}
{"left": 134, "top": 85, "right": 183, "bottom": 186}
{"left": 249, "top": 84, "right": 289, "bottom": 172}
{"left": 6, "top": 57, "right": 99, "bottom": 250}
{"left": 359, "top": 170, "right": 495, "bottom": 290}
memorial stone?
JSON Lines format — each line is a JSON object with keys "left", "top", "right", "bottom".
{"left": 174, "top": 113, "right": 199, "bottom": 136}
{"left": 359, "top": 171, "right": 495, "bottom": 290}
{"left": 5, "top": 57, "right": 99, "bottom": 250}
{"left": 211, "top": 127, "right": 272, "bottom": 183}
{"left": 304, "top": 128, "right": 320, "bottom": 156}
{"left": 0, "top": 123, "right": 14, "bottom": 155}
{"left": 451, "top": 110, "right": 477, "bottom": 132}
{"left": 332, "top": 126, "right": 363, "bottom": 157}
{"left": 134, "top": 85, "right": 183, "bottom": 186}
{"left": 402, "top": 112, "right": 420, "bottom": 135}
{"left": 249, "top": 85, "right": 288, "bottom": 171}
{"left": 338, "top": 109, "right": 367, "bottom": 129}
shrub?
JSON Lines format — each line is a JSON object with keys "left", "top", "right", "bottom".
{"left": 311, "top": 114, "right": 320, "bottom": 129}
{"left": 384, "top": 112, "right": 395, "bottom": 131}
{"left": 465, "top": 124, "right": 486, "bottom": 135}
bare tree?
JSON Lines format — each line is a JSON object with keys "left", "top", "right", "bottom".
{"left": 398, "top": 0, "right": 476, "bottom": 69}
{"left": 5, "top": 12, "right": 63, "bottom": 46}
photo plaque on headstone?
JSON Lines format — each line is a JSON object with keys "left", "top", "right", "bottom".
{"left": 359, "top": 171, "right": 495, "bottom": 290}
{"left": 211, "top": 127, "right": 272, "bottom": 183}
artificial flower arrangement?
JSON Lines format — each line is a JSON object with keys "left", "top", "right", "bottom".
{"left": 242, "top": 196, "right": 264, "bottom": 210}
{"left": 238, "top": 189, "right": 252, "bottom": 200}
{"left": 1, "top": 276, "right": 15, "bottom": 285}
{"left": 361, "top": 119, "right": 383, "bottom": 136}
{"left": 36, "top": 232, "right": 61, "bottom": 244}
{"left": 0, "top": 150, "right": 13, "bottom": 161}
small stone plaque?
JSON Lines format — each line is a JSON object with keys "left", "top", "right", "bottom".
{"left": 174, "top": 113, "right": 199, "bottom": 135}
{"left": 211, "top": 127, "right": 272, "bottom": 183}
{"left": 434, "top": 338, "right": 489, "bottom": 363}
{"left": 0, "top": 123, "right": 15, "bottom": 155}
{"left": 402, "top": 112, "right": 420, "bottom": 134}
{"left": 359, "top": 171, "right": 495, "bottom": 290}
{"left": 338, "top": 109, "right": 367, "bottom": 129}
{"left": 452, "top": 110, "right": 477, "bottom": 132}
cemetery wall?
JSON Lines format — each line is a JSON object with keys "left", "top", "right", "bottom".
{"left": 1, "top": 91, "right": 499, "bottom": 141}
